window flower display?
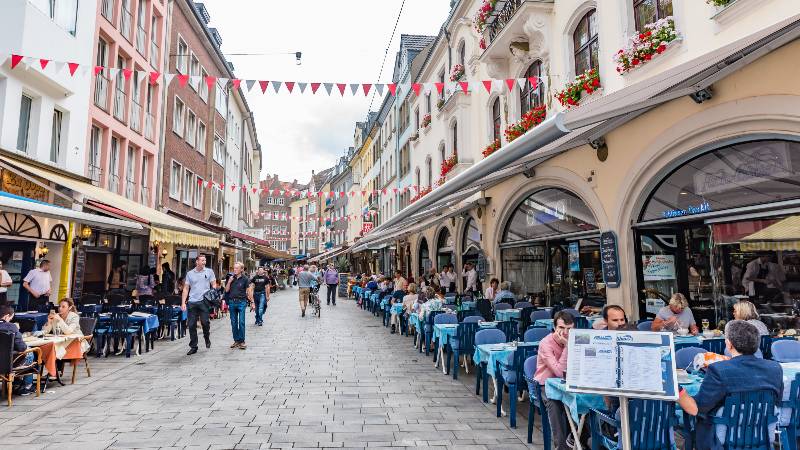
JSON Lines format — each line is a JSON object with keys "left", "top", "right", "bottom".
{"left": 556, "top": 69, "right": 600, "bottom": 107}
{"left": 473, "top": 0, "right": 498, "bottom": 33}
{"left": 449, "top": 64, "right": 465, "bottom": 82}
{"left": 504, "top": 105, "right": 547, "bottom": 143}
{"left": 613, "top": 17, "right": 679, "bottom": 73}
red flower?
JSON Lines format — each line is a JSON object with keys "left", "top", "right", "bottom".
{"left": 632, "top": 58, "right": 640, "bottom": 65}
{"left": 639, "top": 33, "right": 646, "bottom": 40}
{"left": 591, "top": 78, "right": 600, "bottom": 87}
{"left": 644, "top": 53, "right": 652, "bottom": 61}
{"left": 657, "top": 44, "right": 666, "bottom": 53}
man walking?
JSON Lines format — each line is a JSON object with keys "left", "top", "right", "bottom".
{"left": 297, "top": 264, "right": 319, "bottom": 317}
{"left": 225, "top": 262, "right": 253, "bottom": 349}
{"left": 251, "top": 267, "right": 270, "bottom": 326}
{"left": 323, "top": 264, "right": 339, "bottom": 306}
{"left": 182, "top": 255, "right": 215, "bottom": 355}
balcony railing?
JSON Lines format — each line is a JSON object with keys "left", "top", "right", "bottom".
{"left": 130, "top": 100, "right": 142, "bottom": 132}
{"left": 125, "top": 179, "right": 135, "bottom": 200}
{"left": 88, "top": 165, "right": 102, "bottom": 185}
{"left": 144, "top": 111, "right": 155, "bottom": 141}
{"left": 136, "top": 25, "right": 147, "bottom": 56}
{"left": 101, "top": 0, "right": 115, "bottom": 22}
{"left": 94, "top": 74, "right": 110, "bottom": 110}
{"left": 486, "top": 0, "right": 527, "bottom": 47}
{"left": 119, "top": 7, "right": 132, "bottom": 41}
{"left": 140, "top": 186, "right": 150, "bottom": 205}
{"left": 108, "top": 173, "right": 120, "bottom": 194}
{"left": 150, "top": 41, "right": 160, "bottom": 68}
{"left": 113, "top": 88, "right": 127, "bottom": 122}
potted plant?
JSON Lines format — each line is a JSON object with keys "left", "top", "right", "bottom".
{"left": 449, "top": 64, "right": 465, "bottom": 82}
{"left": 421, "top": 113, "right": 432, "bottom": 128}
{"left": 504, "top": 105, "right": 547, "bottom": 143}
{"left": 613, "top": 17, "right": 679, "bottom": 74}
{"left": 436, "top": 98, "right": 445, "bottom": 110}
{"left": 440, "top": 153, "right": 458, "bottom": 178}
{"left": 556, "top": 69, "right": 601, "bottom": 107}
{"left": 473, "top": 0, "right": 498, "bottom": 33}
{"left": 481, "top": 139, "right": 501, "bottom": 158}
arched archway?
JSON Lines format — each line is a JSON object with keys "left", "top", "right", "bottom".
{"left": 435, "top": 227, "right": 454, "bottom": 271}
{"left": 418, "top": 237, "right": 430, "bottom": 277}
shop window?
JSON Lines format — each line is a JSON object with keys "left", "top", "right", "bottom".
{"left": 502, "top": 188, "right": 598, "bottom": 242}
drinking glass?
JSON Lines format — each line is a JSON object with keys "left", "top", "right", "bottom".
{"left": 702, "top": 319, "right": 710, "bottom": 331}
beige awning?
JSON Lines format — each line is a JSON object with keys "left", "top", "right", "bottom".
{"left": 0, "top": 156, "right": 218, "bottom": 245}
{"left": 740, "top": 215, "right": 800, "bottom": 251}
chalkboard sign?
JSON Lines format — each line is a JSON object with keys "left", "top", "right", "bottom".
{"left": 583, "top": 268, "right": 596, "bottom": 291}
{"left": 72, "top": 247, "right": 86, "bottom": 299}
{"left": 337, "top": 272, "right": 349, "bottom": 298}
{"left": 600, "top": 231, "right": 621, "bottom": 288}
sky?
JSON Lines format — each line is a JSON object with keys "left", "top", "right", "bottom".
{"left": 200, "top": 0, "right": 454, "bottom": 184}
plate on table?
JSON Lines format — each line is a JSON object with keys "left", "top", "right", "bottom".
{"left": 676, "top": 369, "right": 693, "bottom": 385}
{"left": 26, "top": 311, "right": 39, "bottom": 314}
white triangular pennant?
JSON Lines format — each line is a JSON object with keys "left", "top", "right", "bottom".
{"left": 375, "top": 84, "right": 384, "bottom": 96}
{"left": 164, "top": 72, "right": 176, "bottom": 86}
{"left": 298, "top": 82, "right": 307, "bottom": 93}
{"left": 493, "top": 79, "right": 504, "bottom": 91}
{"left": 107, "top": 68, "right": 120, "bottom": 78}
{"left": 517, "top": 78, "right": 527, "bottom": 90}
{"left": 323, "top": 83, "right": 333, "bottom": 96}
{"left": 53, "top": 61, "right": 66, "bottom": 74}
{"left": 350, "top": 83, "right": 359, "bottom": 95}
{"left": 245, "top": 79, "right": 256, "bottom": 91}
{"left": 271, "top": 81, "right": 282, "bottom": 93}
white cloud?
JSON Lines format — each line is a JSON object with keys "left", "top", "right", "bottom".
{"left": 198, "top": 0, "right": 453, "bottom": 183}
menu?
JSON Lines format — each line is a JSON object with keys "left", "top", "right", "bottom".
{"left": 566, "top": 329, "right": 678, "bottom": 400}
{"left": 600, "top": 231, "right": 620, "bottom": 288}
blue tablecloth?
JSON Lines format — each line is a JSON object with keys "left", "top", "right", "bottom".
{"left": 495, "top": 309, "right": 522, "bottom": 321}
{"left": 390, "top": 303, "right": 403, "bottom": 315}
{"left": 473, "top": 342, "right": 539, "bottom": 378}
{"left": 13, "top": 312, "right": 49, "bottom": 331}
{"left": 409, "top": 314, "right": 423, "bottom": 333}
{"left": 534, "top": 316, "right": 603, "bottom": 330}
{"left": 98, "top": 313, "right": 160, "bottom": 334}
{"left": 460, "top": 301, "right": 476, "bottom": 311}
{"left": 433, "top": 323, "right": 458, "bottom": 345}
{"left": 545, "top": 378, "right": 607, "bottom": 423}
{"left": 79, "top": 304, "right": 103, "bottom": 315}
{"left": 173, "top": 306, "right": 188, "bottom": 321}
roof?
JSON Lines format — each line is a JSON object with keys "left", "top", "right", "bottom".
{"left": 312, "top": 167, "right": 335, "bottom": 188}
{"left": 392, "top": 34, "right": 437, "bottom": 82}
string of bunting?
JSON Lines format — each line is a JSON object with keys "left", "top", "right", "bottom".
{"left": 258, "top": 213, "right": 377, "bottom": 221}
{"left": 3, "top": 53, "right": 543, "bottom": 96}
{"left": 212, "top": 179, "right": 423, "bottom": 198}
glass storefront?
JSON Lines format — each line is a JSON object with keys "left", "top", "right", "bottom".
{"left": 436, "top": 228, "right": 454, "bottom": 270}
{"left": 636, "top": 139, "right": 800, "bottom": 327}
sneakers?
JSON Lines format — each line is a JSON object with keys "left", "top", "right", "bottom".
{"left": 301, "top": 309, "right": 306, "bottom": 317}
{"left": 19, "top": 385, "right": 35, "bottom": 396}
{"left": 230, "top": 342, "right": 240, "bottom": 349}
{"left": 186, "top": 348, "right": 198, "bottom": 355}
{"left": 205, "top": 339, "right": 211, "bottom": 349}
{"left": 239, "top": 342, "right": 247, "bottom": 350}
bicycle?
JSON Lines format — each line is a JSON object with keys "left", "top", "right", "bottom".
{"left": 310, "top": 285, "right": 321, "bottom": 317}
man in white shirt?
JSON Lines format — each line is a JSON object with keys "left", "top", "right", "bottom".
{"left": 23, "top": 259, "right": 52, "bottom": 308}
{"left": 464, "top": 263, "right": 478, "bottom": 293}
{"left": 742, "top": 254, "right": 786, "bottom": 302}
{"left": 441, "top": 265, "right": 456, "bottom": 293}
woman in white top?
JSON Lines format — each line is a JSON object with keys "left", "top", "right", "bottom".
{"left": 484, "top": 278, "right": 499, "bottom": 301}
{"left": 0, "top": 260, "right": 12, "bottom": 305}
{"left": 43, "top": 298, "right": 82, "bottom": 336}
{"left": 732, "top": 300, "right": 770, "bottom": 336}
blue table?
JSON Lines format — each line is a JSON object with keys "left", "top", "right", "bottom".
{"left": 495, "top": 309, "right": 522, "bottom": 322}
{"left": 674, "top": 335, "right": 703, "bottom": 346}
{"left": 13, "top": 312, "right": 49, "bottom": 331}
{"left": 459, "top": 301, "right": 476, "bottom": 311}
{"left": 97, "top": 313, "right": 160, "bottom": 353}
{"left": 473, "top": 342, "right": 538, "bottom": 378}
{"left": 433, "top": 323, "right": 458, "bottom": 347}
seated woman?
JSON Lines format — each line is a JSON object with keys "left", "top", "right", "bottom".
{"left": 42, "top": 298, "right": 82, "bottom": 336}
{"left": 732, "top": 300, "right": 769, "bottom": 336}
{"left": 391, "top": 284, "right": 416, "bottom": 334}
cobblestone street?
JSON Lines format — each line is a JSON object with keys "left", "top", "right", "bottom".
{"left": 0, "top": 288, "right": 539, "bottom": 450}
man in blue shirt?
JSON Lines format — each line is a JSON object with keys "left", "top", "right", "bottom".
{"left": 182, "top": 255, "right": 216, "bottom": 355}
{"left": 297, "top": 265, "right": 321, "bottom": 317}
{"left": 678, "top": 320, "right": 782, "bottom": 449}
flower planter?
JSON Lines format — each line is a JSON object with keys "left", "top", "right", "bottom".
{"left": 473, "top": 0, "right": 498, "bottom": 33}
{"left": 613, "top": 17, "right": 679, "bottom": 74}
{"left": 482, "top": 139, "right": 501, "bottom": 158}
{"left": 449, "top": 64, "right": 465, "bottom": 82}
{"left": 556, "top": 69, "right": 601, "bottom": 108}
{"left": 421, "top": 113, "right": 431, "bottom": 129}
{"left": 440, "top": 154, "right": 458, "bottom": 179}
{"left": 504, "top": 105, "right": 547, "bottom": 143}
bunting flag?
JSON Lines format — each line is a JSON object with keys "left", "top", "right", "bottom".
{"left": 271, "top": 80, "right": 282, "bottom": 93}
{"left": 311, "top": 82, "right": 321, "bottom": 94}
{"left": 149, "top": 71, "right": 160, "bottom": 85}
{"left": 336, "top": 83, "right": 346, "bottom": 96}
{"left": 11, "top": 54, "right": 24, "bottom": 69}
{"left": 68, "top": 62, "right": 80, "bottom": 76}
{"left": 231, "top": 78, "right": 241, "bottom": 90}
{"left": 39, "top": 58, "right": 50, "bottom": 70}
{"left": 362, "top": 83, "right": 371, "bottom": 95}
{"left": 246, "top": 79, "right": 257, "bottom": 91}
{"left": 285, "top": 81, "right": 295, "bottom": 93}
{"left": 177, "top": 74, "right": 190, "bottom": 87}
{"left": 298, "top": 82, "right": 308, "bottom": 93}
{"left": 259, "top": 80, "right": 269, "bottom": 94}
{"left": 323, "top": 83, "right": 333, "bottom": 96}
{"left": 350, "top": 83, "right": 359, "bottom": 96}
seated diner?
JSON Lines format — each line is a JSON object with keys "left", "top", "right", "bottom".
{"left": 652, "top": 293, "right": 699, "bottom": 335}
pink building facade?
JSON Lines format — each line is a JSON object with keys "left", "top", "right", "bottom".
{"left": 86, "top": 0, "right": 166, "bottom": 207}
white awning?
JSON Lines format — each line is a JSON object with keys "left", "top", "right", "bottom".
{"left": 0, "top": 194, "right": 143, "bottom": 232}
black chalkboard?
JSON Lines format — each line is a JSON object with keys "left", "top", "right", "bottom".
{"left": 599, "top": 231, "right": 620, "bottom": 288}
{"left": 337, "top": 273, "right": 349, "bottom": 298}
{"left": 72, "top": 247, "right": 86, "bottom": 299}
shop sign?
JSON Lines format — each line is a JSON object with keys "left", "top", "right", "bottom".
{"left": 1, "top": 169, "right": 48, "bottom": 201}
{"left": 600, "top": 231, "right": 621, "bottom": 288}
{"left": 568, "top": 242, "right": 580, "bottom": 272}
{"left": 694, "top": 142, "right": 792, "bottom": 195}
{"left": 662, "top": 201, "right": 711, "bottom": 219}
{"left": 642, "top": 254, "right": 676, "bottom": 281}
{"left": 361, "top": 223, "right": 374, "bottom": 234}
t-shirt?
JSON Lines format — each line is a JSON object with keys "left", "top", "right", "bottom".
{"left": 227, "top": 274, "right": 250, "bottom": 299}
{"left": 251, "top": 275, "right": 269, "bottom": 293}
{"left": 656, "top": 306, "right": 696, "bottom": 331}
{"left": 185, "top": 267, "right": 215, "bottom": 303}
{"left": 298, "top": 270, "right": 319, "bottom": 288}
{"left": 23, "top": 268, "right": 52, "bottom": 296}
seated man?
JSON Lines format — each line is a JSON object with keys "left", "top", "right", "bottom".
{"left": 493, "top": 281, "right": 516, "bottom": 305}
{"left": 534, "top": 311, "right": 575, "bottom": 450}
{"left": 677, "top": 320, "right": 782, "bottom": 450}
{"left": 0, "top": 305, "right": 36, "bottom": 396}
{"left": 593, "top": 305, "right": 637, "bottom": 331}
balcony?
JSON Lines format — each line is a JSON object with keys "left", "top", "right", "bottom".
{"left": 150, "top": 41, "right": 160, "bottom": 69}
{"left": 480, "top": 0, "right": 554, "bottom": 62}
{"left": 108, "top": 173, "right": 120, "bottom": 194}
{"left": 101, "top": 0, "right": 115, "bottom": 22}
{"left": 140, "top": 185, "right": 150, "bottom": 205}
{"left": 94, "top": 74, "right": 110, "bottom": 111}
{"left": 125, "top": 178, "right": 135, "bottom": 200}
{"left": 88, "top": 165, "right": 102, "bottom": 186}
{"left": 136, "top": 25, "right": 147, "bottom": 56}
{"left": 130, "top": 99, "right": 142, "bottom": 132}
{"left": 119, "top": 6, "right": 132, "bottom": 42}
{"left": 113, "top": 88, "right": 127, "bottom": 122}
{"left": 144, "top": 111, "right": 155, "bottom": 141}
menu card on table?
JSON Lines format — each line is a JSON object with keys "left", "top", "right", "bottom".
{"left": 566, "top": 329, "right": 678, "bottom": 400}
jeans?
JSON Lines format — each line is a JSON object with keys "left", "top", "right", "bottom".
{"left": 327, "top": 284, "right": 337, "bottom": 305}
{"left": 187, "top": 301, "right": 210, "bottom": 350}
{"left": 254, "top": 292, "right": 266, "bottom": 324}
{"left": 541, "top": 387, "right": 571, "bottom": 450}
{"left": 22, "top": 352, "right": 34, "bottom": 387}
{"left": 229, "top": 299, "right": 247, "bottom": 343}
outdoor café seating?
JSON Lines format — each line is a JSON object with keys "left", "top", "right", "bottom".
{"left": 0, "top": 331, "right": 42, "bottom": 407}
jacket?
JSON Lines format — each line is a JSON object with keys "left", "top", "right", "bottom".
{"left": 0, "top": 320, "right": 27, "bottom": 352}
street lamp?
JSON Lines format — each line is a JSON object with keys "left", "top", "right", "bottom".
{"left": 80, "top": 225, "right": 92, "bottom": 239}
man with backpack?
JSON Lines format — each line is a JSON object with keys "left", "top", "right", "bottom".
{"left": 323, "top": 264, "right": 339, "bottom": 306}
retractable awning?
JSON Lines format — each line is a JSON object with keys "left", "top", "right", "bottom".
{"left": 0, "top": 191, "right": 143, "bottom": 232}
{"left": 740, "top": 215, "right": 800, "bottom": 251}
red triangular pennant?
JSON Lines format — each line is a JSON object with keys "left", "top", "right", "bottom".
{"left": 39, "top": 59, "right": 50, "bottom": 70}
{"left": 505, "top": 79, "right": 516, "bottom": 91}
{"left": 311, "top": 82, "right": 321, "bottom": 94}
{"left": 123, "top": 69, "right": 133, "bottom": 81}
{"left": 336, "top": 83, "right": 346, "bottom": 96}
{"left": 388, "top": 84, "right": 397, "bottom": 96}
{"left": 362, "top": 84, "right": 371, "bottom": 95}
{"left": 68, "top": 62, "right": 79, "bottom": 76}
{"left": 231, "top": 79, "right": 241, "bottom": 89}
{"left": 94, "top": 65, "right": 103, "bottom": 76}
{"left": 411, "top": 83, "right": 422, "bottom": 96}
{"left": 285, "top": 81, "right": 295, "bottom": 93}
{"left": 459, "top": 81, "right": 469, "bottom": 94}
{"left": 177, "top": 74, "right": 189, "bottom": 86}
{"left": 205, "top": 76, "right": 216, "bottom": 90}
{"left": 482, "top": 80, "right": 493, "bottom": 93}
{"left": 528, "top": 77, "right": 539, "bottom": 91}
{"left": 259, "top": 80, "right": 269, "bottom": 93}
{"left": 434, "top": 83, "right": 444, "bottom": 94}
{"left": 11, "top": 54, "right": 24, "bottom": 69}
{"left": 149, "top": 71, "right": 160, "bottom": 85}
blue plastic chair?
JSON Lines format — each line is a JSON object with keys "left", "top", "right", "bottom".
{"left": 474, "top": 329, "right": 506, "bottom": 403}
{"left": 446, "top": 322, "right": 479, "bottom": 380}
{"left": 523, "top": 356, "right": 550, "bottom": 448}
{"left": 515, "top": 301, "right": 533, "bottom": 309}
{"left": 711, "top": 390, "right": 777, "bottom": 450}
{"left": 561, "top": 308, "right": 580, "bottom": 318}
{"left": 675, "top": 346, "right": 705, "bottom": 370}
{"left": 574, "top": 317, "right": 590, "bottom": 329}
{"left": 497, "top": 344, "right": 539, "bottom": 427}
{"left": 423, "top": 310, "right": 445, "bottom": 356}
{"left": 532, "top": 309, "right": 551, "bottom": 322}
{"left": 637, "top": 320, "right": 654, "bottom": 331}
{"left": 701, "top": 338, "right": 726, "bottom": 355}
{"left": 772, "top": 340, "right": 800, "bottom": 363}
{"left": 524, "top": 327, "right": 550, "bottom": 343}
{"left": 495, "top": 303, "right": 512, "bottom": 311}
{"left": 496, "top": 320, "right": 516, "bottom": 342}
{"left": 432, "top": 313, "right": 458, "bottom": 363}
{"left": 95, "top": 312, "right": 140, "bottom": 358}
{"left": 780, "top": 373, "right": 800, "bottom": 450}
{"left": 462, "top": 315, "right": 483, "bottom": 323}
{"left": 589, "top": 399, "right": 675, "bottom": 449}
{"left": 761, "top": 336, "right": 795, "bottom": 360}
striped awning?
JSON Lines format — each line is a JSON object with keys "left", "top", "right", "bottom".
{"left": 150, "top": 226, "right": 218, "bottom": 249}
{"left": 740, "top": 215, "right": 800, "bottom": 251}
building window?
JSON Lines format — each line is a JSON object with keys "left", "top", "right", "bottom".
{"left": 176, "top": 37, "right": 188, "bottom": 73}
{"left": 186, "top": 110, "right": 196, "bottom": 147}
{"left": 573, "top": 9, "right": 599, "bottom": 75}
{"left": 278, "top": 198, "right": 285, "bottom": 206}
{"left": 169, "top": 161, "right": 181, "bottom": 200}
{"left": 194, "top": 175, "right": 203, "bottom": 209}
{"left": 273, "top": 211, "right": 279, "bottom": 220}
{"left": 212, "top": 185, "right": 223, "bottom": 215}
{"left": 264, "top": 228, "right": 271, "bottom": 235}
{"left": 189, "top": 53, "right": 200, "bottom": 91}
{"left": 199, "top": 68, "right": 208, "bottom": 102}
{"left": 182, "top": 169, "right": 193, "bottom": 205}
{"left": 49, "top": 109, "right": 63, "bottom": 163}
{"left": 215, "top": 80, "right": 228, "bottom": 116}
{"left": 439, "top": 144, "right": 446, "bottom": 166}
{"left": 266, "top": 197, "right": 274, "bottom": 205}
{"left": 400, "top": 144, "right": 410, "bottom": 178}
{"left": 633, "top": 0, "right": 673, "bottom": 32}
{"left": 414, "top": 107, "right": 420, "bottom": 130}
{"left": 520, "top": 60, "right": 543, "bottom": 115}
{"left": 213, "top": 134, "right": 224, "bottom": 165}
{"left": 399, "top": 99, "right": 409, "bottom": 132}
{"left": 17, "top": 94, "right": 33, "bottom": 152}
{"left": 451, "top": 121, "right": 458, "bottom": 156}
{"left": 89, "top": 126, "right": 102, "bottom": 182}
{"left": 173, "top": 97, "right": 184, "bottom": 136}
{"left": 492, "top": 98, "right": 501, "bottom": 143}
{"left": 108, "top": 137, "right": 120, "bottom": 193}
{"left": 457, "top": 40, "right": 466, "bottom": 67}
{"left": 196, "top": 121, "right": 206, "bottom": 155}
{"left": 425, "top": 93, "right": 431, "bottom": 114}
{"left": 438, "top": 69, "right": 445, "bottom": 100}
{"left": 141, "top": 155, "right": 150, "bottom": 204}
{"left": 426, "top": 157, "right": 432, "bottom": 188}
{"left": 30, "top": 0, "right": 78, "bottom": 35}
{"left": 126, "top": 146, "right": 136, "bottom": 200}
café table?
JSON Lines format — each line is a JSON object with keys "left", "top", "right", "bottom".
{"left": 97, "top": 312, "right": 160, "bottom": 354}
{"left": 495, "top": 308, "right": 522, "bottom": 322}
{"left": 13, "top": 312, "right": 49, "bottom": 331}
{"left": 545, "top": 378, "right": 607, "bottom": 450}
{"left": 408, "top": 314, "right": 423, "bottom": 347}
{"left": 433, "top": 323, "right": 459, "bottom": 373}
{"left": 473, "top": 341, "right": 539, "bottom": 404}
{"left": 23, "top": 334, "right": 88, "bottom": 385}
{"left": 460, "top": 300, "right": 476, "bottom": 311}
{"left": 79, "top": 304, "right": 103, "bottom": 317}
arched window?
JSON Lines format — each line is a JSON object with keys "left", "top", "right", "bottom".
{"left": 573, "top": 9, "right": 599, "bottom": 75}
{"left": 415, "top": 167, "right": 420, "bottom": 189}
{"left": 462, "top": 217, "right": 482, "bottom": 260}
{"left": 452, "top": 121, "right": 458, "bottom": 157}
{"left": 439, "top": 143, "right": 446, "bottom": 164}
{"left": 426, "top": 156, "right": 432, "bottom": 188}
{"left": 436, "top": 227, "right": 453, "bottom": 270}
{"left": 503, "top": 188, "right": 598, "bottom": 242}
{"left": 492, "top": 98, "right": 502, "bottom": 143}
{"left": 458, "top": 40, "right": 466, "bottom": 67}
{"left": 633, "top": 0, "right": 673, "bottom": 32}
{"left": 520, "top": 60, "right": 543, "bottom": 115}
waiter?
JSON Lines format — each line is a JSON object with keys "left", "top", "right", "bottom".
{"left": 742, "top": 253, "right": 785, "bottom": 303}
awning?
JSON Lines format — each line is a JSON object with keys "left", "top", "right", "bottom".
{"left": 253, "top": 244, "right": 293, "bottom": 261}
{"left": 230, "top": 230, "right": 270, "bottom": 246}
{"left": 0, "top": 191, "right": 143, "bottom": 232}
{"left": 0, "top": 155, "right": 219, "bottom": 248}
{"left": 309, "top": 246, "right": 349, "bottom": 262}
{"left": 740, "top": 216, "right": 800, "bottom": 251}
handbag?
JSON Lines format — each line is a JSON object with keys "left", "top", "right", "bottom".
{"left": 202, "top": 288, "right": 222, "bottom": 309}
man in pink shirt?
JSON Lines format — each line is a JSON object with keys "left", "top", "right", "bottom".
{"left": 534, "top": 311, "right": 574, "bottom": 450}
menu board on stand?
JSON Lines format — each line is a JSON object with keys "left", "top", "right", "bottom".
{"left": 600, "top": 231, "right": 620, "bottom": 288}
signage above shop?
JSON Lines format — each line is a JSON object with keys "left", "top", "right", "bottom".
{"left": 600, "top": 231, "right": 621, "bottom": 288}
{"left": 661, "top": 201, "right": 711, "bottom": 219}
